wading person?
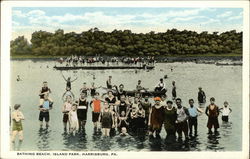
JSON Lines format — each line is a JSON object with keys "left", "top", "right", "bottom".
{"left": 198, "top": 87, "right": 206, "bottom": 106}
{"left": 106, "top": 76, "right": 113, "bottom": 89}
{"left": 91, "top": 92, "right": 102, "bottom": 131}
{"left": 205, "top": 97, "right": 220, "bottom": 134}
{"left": 117, "top": 95, "right": 130, "bottom": 116}
{"left": 62, "top": 95, "right": 73, "bottom": 132}
{"left": 141, "top": 96, "right": 151, "bottom": 131}
{"left": 61, "top": 72, "right": 78, "bottom": 89}
{"left": 39, "top": 81, "right": 52, "bottom": 105}
{"left": 62, "top": 86, "right": 75, "bottom": 102}
{"left": 175, "top": 98, "right": 189, "bottom": 141}
{"left": 219, "top": 101, "right": 232, "bottom": 122}
{"left": 114, "top": 84, "right": 127, "bottom": 100}
{"left": 69, "top": 103, "right": 79, "bottom": 136}
{"left": 136, "top": 104, "right": 146, "bottom": 134}
{"left": 11, "top": 104, "right": 24, "bottom": 150}
{"left": 163, "top": 101, "right": 177, "bottom": 139}
{"left": 172, "top": 81, "right": 177, "bottom": 100}
{"left": 117, "top": 111, "right": 129, "bottom": 132}
{"left": 80, "top": 82, "right": 89, "bottom": 95}
{"left": 77, "top": 92, "right": 89, "bottom": 133}
{"left": 188, "top": 99, "right": 203, "bottom": 136}
{"left": 39, "top": 94, "right": 53, "bottom": 128}
{"left": 105, "top": 91, "right": 117, "bottom": 111}
{"left": 148, "top": 97, "right": 165, "bottom": 138}
{"left": 154, "top": 78, "right": 166, "bottom": 92}
{"left": 99, "top": 102, "right": 114, "bottom": 137}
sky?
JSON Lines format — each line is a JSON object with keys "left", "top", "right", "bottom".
{"left": 12, "top": 7, "right": 243, "bottom": 41}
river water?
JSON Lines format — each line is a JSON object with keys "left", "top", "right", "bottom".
{"left": 10, "top": 60, "right": 242, "bottom": 151}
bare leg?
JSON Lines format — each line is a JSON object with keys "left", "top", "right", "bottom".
{"left": 45, "top": 122, "right": 49, "bottom": 127}
{"left": 11, "top": 131, "right": 18, "bottom": 150}
{"left": 40, "top": 121, "right": 43, "bottom": 127}
{"left": 106, "top": 128, "right": 110, "bottom": 137}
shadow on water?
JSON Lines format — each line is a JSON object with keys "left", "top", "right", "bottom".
{"left": 36, "top": 127, "right": 51, "bottom": 151}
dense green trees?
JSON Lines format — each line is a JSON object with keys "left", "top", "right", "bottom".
{"left": 10, "top": 28, "right": 242, "bottom": 57}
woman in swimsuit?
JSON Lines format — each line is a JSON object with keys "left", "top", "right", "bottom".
{"left": 99, "top": 102, "right": 114, "bottom": 137}
{"left": 62, "top": 95, "right": 73, "bottom": 132}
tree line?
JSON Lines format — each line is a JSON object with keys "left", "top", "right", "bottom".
{"left": 10, "top": 28, "right": 242, "bottom": 57}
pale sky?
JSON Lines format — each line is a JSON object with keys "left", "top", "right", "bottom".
{"left": 12, "top": 7, "right": 243, "bottom": 41}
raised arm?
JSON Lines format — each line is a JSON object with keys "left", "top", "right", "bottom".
{"left": 61, "top": 72, "right": 67, "bottom": 81}
{"left": 71, "top": 76, "right": 78, "bottom": 83}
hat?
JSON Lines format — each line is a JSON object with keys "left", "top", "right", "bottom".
{"left": 154, "top": 97, "right": 161, "bottom": 101}
{"left": 14, "top": 104, "right": 21, "bottom": 110}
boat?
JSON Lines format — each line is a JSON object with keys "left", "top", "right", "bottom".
{"left": 53, "top": 65, "right": 155, "bottom": 70}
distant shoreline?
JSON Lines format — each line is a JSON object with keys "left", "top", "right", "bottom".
{"left": 10, "top": 54, "right": 242, "bottom": 62}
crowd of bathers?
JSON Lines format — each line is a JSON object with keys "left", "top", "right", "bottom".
{"left": 57, "top": 55, "right": 155, "bottom": 66}
{"left": 11, "top": 76, "right": 232, "bottom": 148}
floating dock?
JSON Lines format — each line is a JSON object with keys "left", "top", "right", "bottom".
{"left": 54, "top": 65, "right": 155, "bottom": 70}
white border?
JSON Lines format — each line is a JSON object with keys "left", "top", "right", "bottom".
{"left": 1, "top": 1, "right": 249, "bottom": 159}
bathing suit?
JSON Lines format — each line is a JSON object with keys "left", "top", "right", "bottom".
{"left": 39, "top": 87, "right": 51, "bottom": 99}
{"left": 77, "top": 98, "right": 88, "bottom": 121}
{"left": 92, "top": 99, "right": 101, "bottom": 122}
{"left": 101, "top": 111, "right": 112, "bottom": 128}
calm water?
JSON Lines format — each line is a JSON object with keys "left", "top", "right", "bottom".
{"left": 10, "top": 60, "right": 242, "bottom": 151}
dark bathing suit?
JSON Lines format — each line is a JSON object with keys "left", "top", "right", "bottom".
{"left": 77, "top": 99, "right": 88, "bottom": 121}
{"left": 101, "top": 111, "right": 112, "bottom": 128}
{"left": 40, "top": 87, "right": 51, "bottom": 99}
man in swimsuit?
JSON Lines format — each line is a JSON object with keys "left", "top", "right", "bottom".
{"left": 61, "top": 72, "right": 78, "bottom": 89}
{"left": 175, "top": 98, "right": 190, "bottom": 141}
{"left": 77, "top": 92, "right": 89, "bottom": 133}
{"left": 188, "top": 99, "right": 203, "bottom": 136}
{"left": 198, "top": 87, "right": 206, "bottom": 106}
{"left": 91, "top": 92, "right": 102, "bottom": 131}
{"left": 39, "top": 81, "right": 52, "bottom": 105}
{"left": 39, "top": 94, "right": 53, "bottom": 128}
{"left": 106, "top": 76, "right": 113, "bottom": 89}
{"left": 154, "top": 78, "right": 166, "bottom": 92}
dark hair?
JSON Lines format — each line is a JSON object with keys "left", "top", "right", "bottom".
{"left": 107, "top": 91, "right": 113, "bottom": 94}
{"left": 119, "top": 84, "right": 124, "bottom": 87}
{"left": 175, "top": 98, "right": 182, "bottom": 102}
{"left": 160, "top": 78, "right": 163, "bottom": 81}
{"left": 43, "top": 81, "right": 47, "bottom": 83}
{"left": 189, "top": 99, "right": 194, "bottom": 102}
{"left": 210, "top": 97, "right": 215, "bottom": 101}
{"left": 166, "top": 100, "right": 173, "bottom": 104}
{"left": 14, "top": 104, "right": 21, "bottom": 110}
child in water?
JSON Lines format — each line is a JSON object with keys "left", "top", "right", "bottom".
{"left": 219, "top": 101, "right": 232, "bottom": 122}
{"left": 69, "top": 104, "right": 79, "bottom": 136}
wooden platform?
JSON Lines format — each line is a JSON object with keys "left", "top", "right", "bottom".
{"left": 54, "top": 65, "right": 155, "bottom": 70}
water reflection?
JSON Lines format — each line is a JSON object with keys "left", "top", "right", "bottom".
{"left": 36, "top": 127, "right": 51, "bottom": 151}
{"left": 62, "top": 132, "right": 88, "bottom": 151}
{"left": 206, "top": 133, "right": 224, "bottom": 151}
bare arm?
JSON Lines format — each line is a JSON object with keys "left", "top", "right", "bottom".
{"left": 71, "top": 77, "right": 78, "bottom": 83}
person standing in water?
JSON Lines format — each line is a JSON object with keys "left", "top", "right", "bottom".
{"left": 163, "top": 101, "right": 177, "bottom": 139}
{"left": 154, "top": 78, "right": 166, "bottom": 92}
{"left": 61, "top": 72, "right": 78, "bottom": 89}
{"left": 11, "top": 104, "right": 25, "bottom": 150}
{"left": 69, "top": 103, "right": 79, "bottom": 136}
{"left": 188, "top": 99, "right": 203, "bottom": 136}
{"left": 39, "top": 94, "right": 53, "bottom": 128}
{"left": 175, "top": 98, "right": 190, "bottom": 141}
{"left": 148, "top": 97, "right": 165, "bottom": 138}
{"left": 80, "top": 82, "right": 89, "bottom": 95}
{"left": 77, "top": 92, "right": 89, "bottom": 133}
{"left": 99, "top": 102, "right": 114, "bottom": 137}
{"left": 90, "top": 92, "right": 102, "bottom": 131}
{"left": 172, "top": 81, "right": 177, "bottom": 100}
{"left": 106, "top": 76, "right": 113, "bottom": 89}
{"left": 141, "top": 96, "right": 151, "bottom": 132}
{"left": 62, "top": 86, "right": 75, "bottom": 102}
{"left": 219, "top": 101, "right": 232, "bottom": 122}
{"left": 62, "top": 95, "right": 73, "bottom": 132}
{"left": 39, "top": 81, "right": 52, "bottom": 105}
{"left": 205, "top": 97, "right": 220, "bottom": 134}
{"left": 198, "top": 87, "right": 206, "bottom": 106}
{"left": 114, "top": 84, "right": 127, "bottom": 101}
